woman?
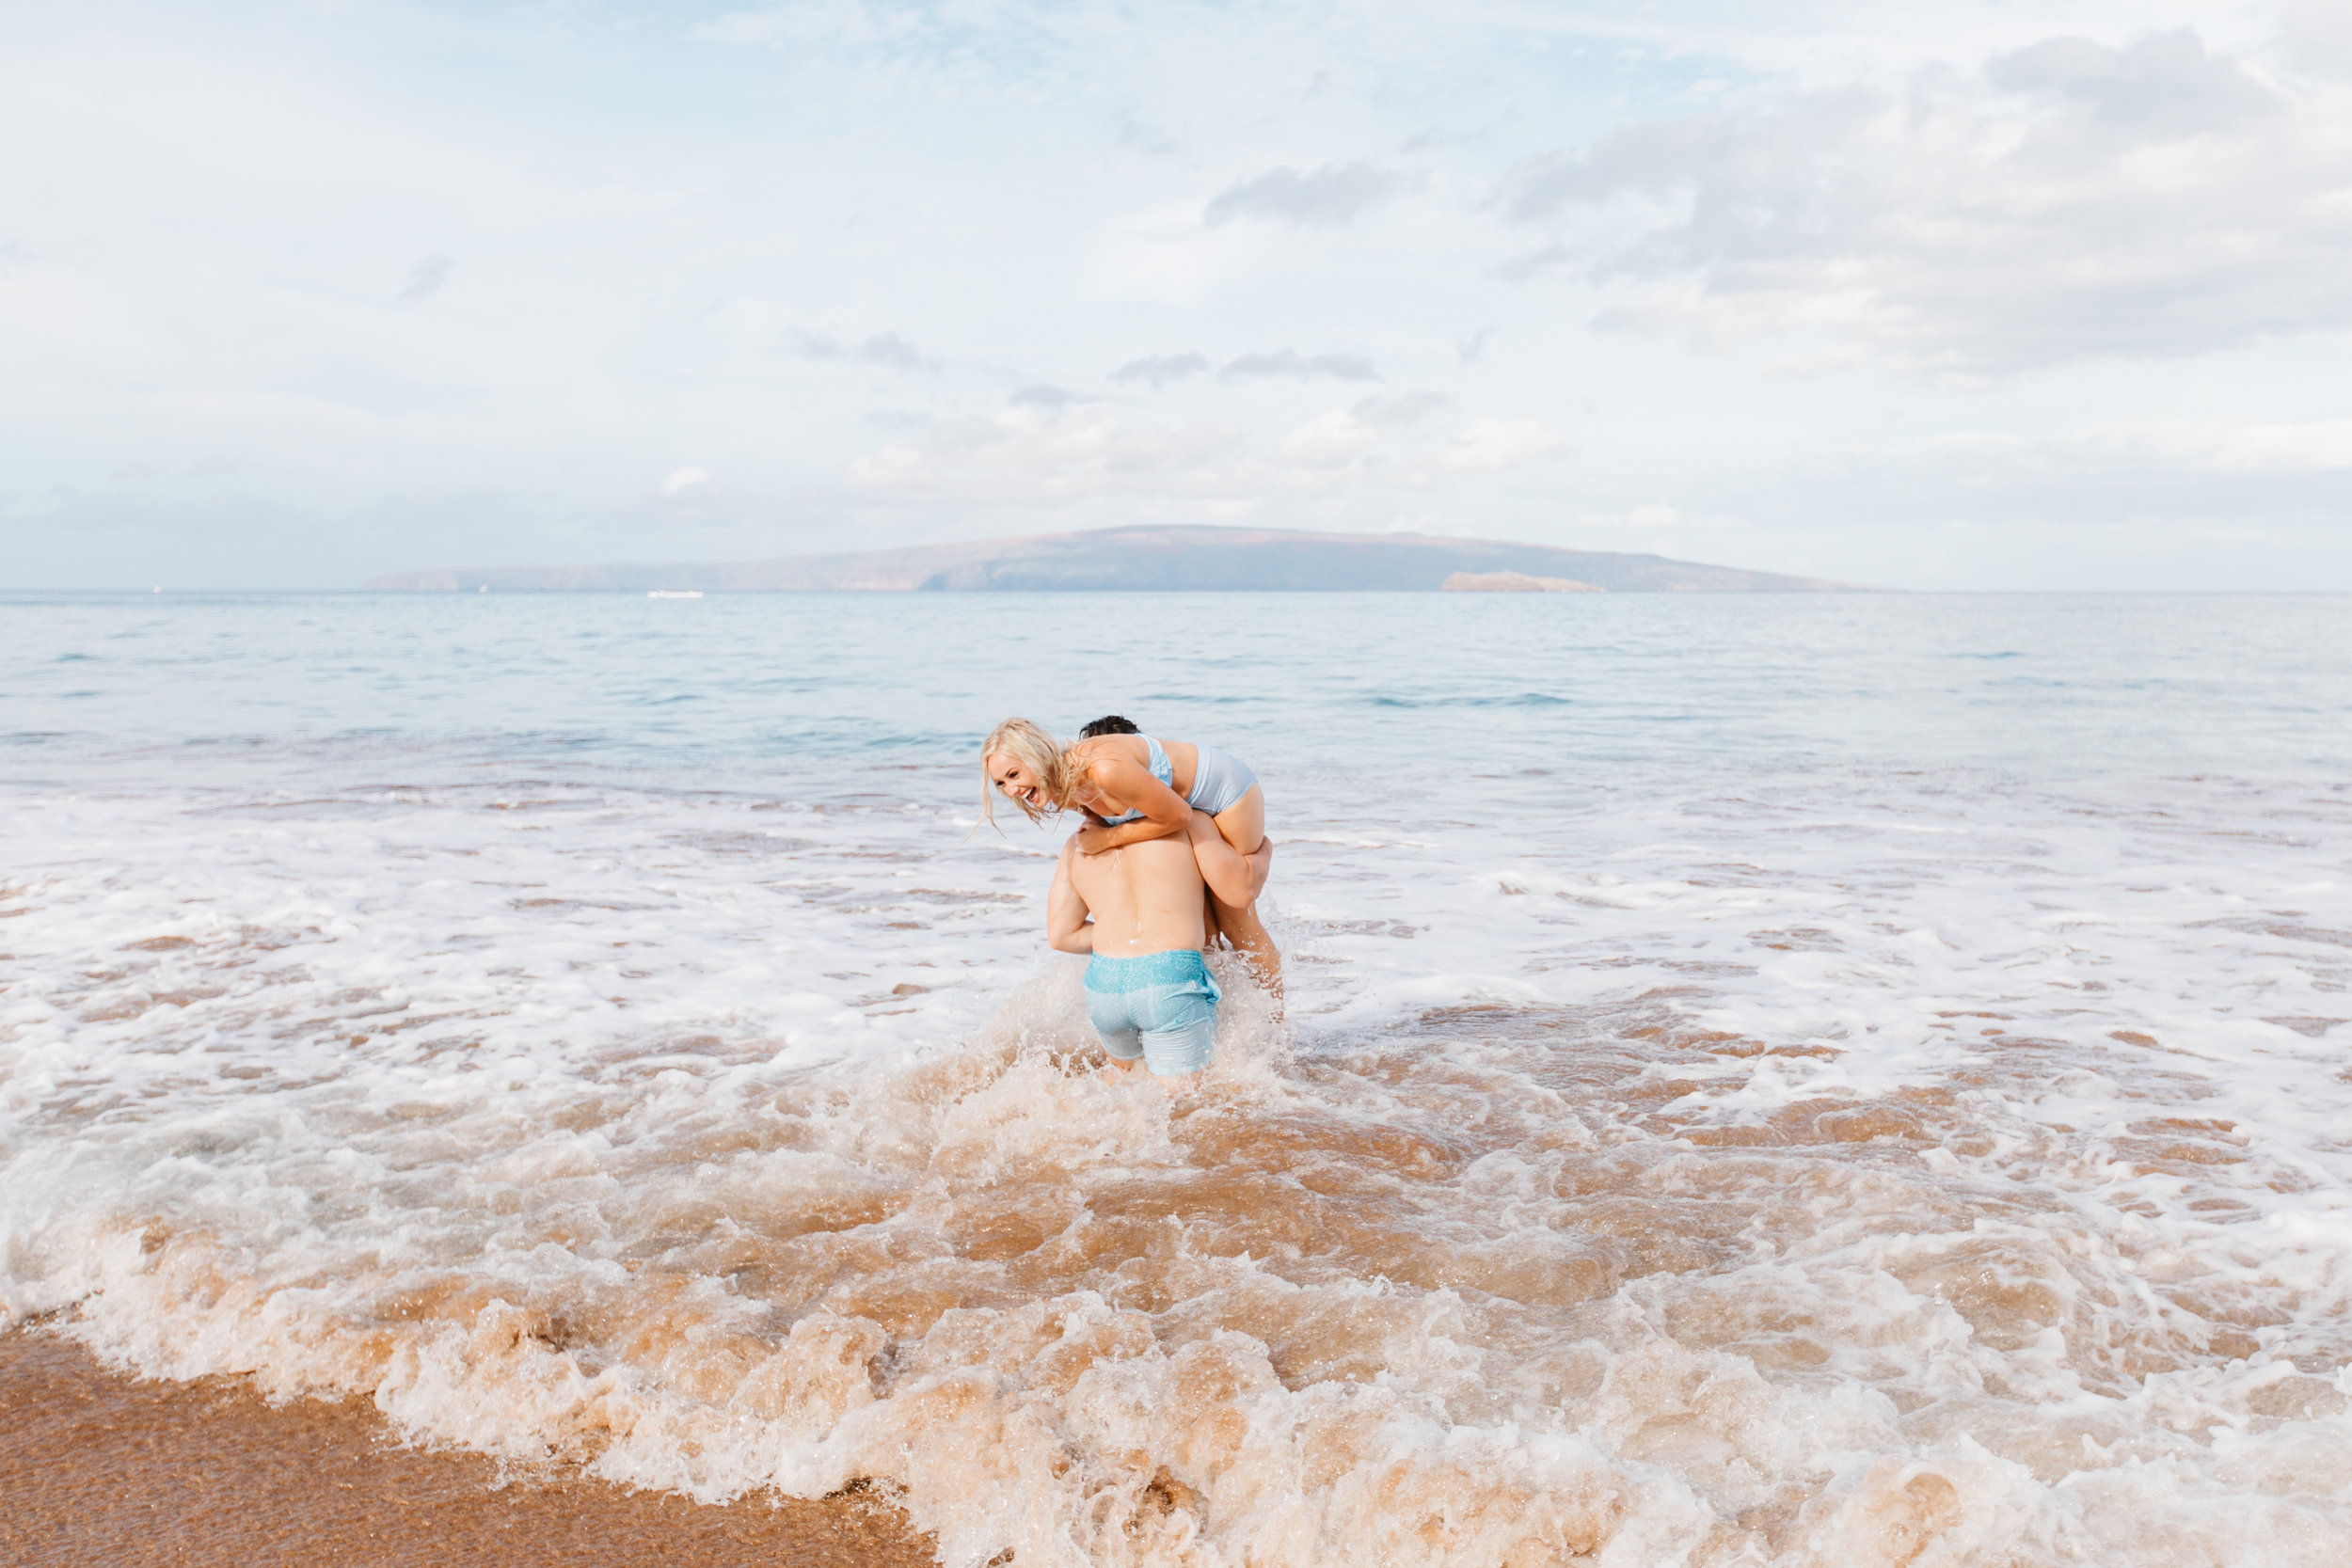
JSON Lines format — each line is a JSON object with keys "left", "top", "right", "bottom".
{"left": 982, "top": 716, "right": 1279, "bottom": 990}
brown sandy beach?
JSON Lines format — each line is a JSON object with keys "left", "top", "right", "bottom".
{"left": 0, "top": 1330, "right": 934, "bottom": 1568}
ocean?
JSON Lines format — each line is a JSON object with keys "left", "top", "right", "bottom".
{"left": 4, "top": 590, "right": 2349, "bottom": 1566}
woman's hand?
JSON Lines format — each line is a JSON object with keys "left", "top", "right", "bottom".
{"left": 1074, "top": 816, "right": 1188, "bottom": 855}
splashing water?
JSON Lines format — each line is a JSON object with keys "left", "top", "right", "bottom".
{"left": 4, "top": 592, "right": 2350, "bottom": 1566}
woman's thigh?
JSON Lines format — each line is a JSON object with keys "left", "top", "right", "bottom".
{"left": 1211, "top": 784, "right": 1265, "bottom": 857}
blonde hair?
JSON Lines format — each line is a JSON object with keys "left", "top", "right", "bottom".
{"left": 979, "top": 717, "right": 1085, "bottom": 829}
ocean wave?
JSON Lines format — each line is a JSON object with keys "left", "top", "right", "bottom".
{"left": 6, "top": 766, "right": 2351, "bottom": 1564}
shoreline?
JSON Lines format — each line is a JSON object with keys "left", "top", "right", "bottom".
{"left": 0, "top": 1329, "right": 935, "bottom": 1567}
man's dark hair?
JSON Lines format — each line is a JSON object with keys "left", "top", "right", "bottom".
{"left": 1079, "top": 715, "right": 1141, "bottom": 738}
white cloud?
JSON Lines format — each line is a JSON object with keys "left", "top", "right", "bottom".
{"left": 1220, "top": 348, "right": 1380, "bottom": 383}
{"left": 1202, "top": 161, "right": 1421, "bottom": 227}
{"left": 1586, "top": 503, "right": 1745, "bottom": 530}
{"left": 1279, "top": 408, "right": 1375, "bottom": 468}
{"left": 1009, "top": 383, "right": 1087, "bottom": 407}
{"left": 1927, "top": 418, "right": 2352, "bottom": 477}
{"left": 2076, "top": 419, "right": 2352, "bottom": 473}
{"left": 1107, "top": 352, "right": 1209, "bottom": 388}
{"left": 1493, "top": 29, "right": 2352, "bottom": 375}
{"left": 1352, "top": 391, "right": 1450, "bottom": 428}
{"left": 786, "top": 328, "right": 937, "bottom": 372}
{"left": 661, "top": 466, "right": 710, "bottom": 494}
{"left": 1116, "top": 113, "right": 1181, "bottom": 157}
{"left": 843, "top": 398, "right": 1551, "bottom": 509}
{"left": 1440, "top": 419, "right": 1565, "bottom": 471}
{"left": 395, "top": 255, "right": 453, "bottom": 306}
{"left": 845, "top": 404, "right": 1250, "bottom": 506}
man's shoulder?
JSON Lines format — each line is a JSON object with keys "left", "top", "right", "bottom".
{"left": 1124, "top": 829, "right": 1206, "bottom": 881}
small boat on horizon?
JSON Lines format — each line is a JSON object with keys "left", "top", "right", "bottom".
{"left": 647, "top": 590, "right": 704, "bottom": 599}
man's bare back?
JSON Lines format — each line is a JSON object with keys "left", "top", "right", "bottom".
{"left": 1048, "top": 813, "right": 1273, "bottom": 1078}
{"left": 1051, "top": 832, "right": 1205, "bottom": 958}
{"left": 1049, "top": 813, "right": 1270, "bottom": 959}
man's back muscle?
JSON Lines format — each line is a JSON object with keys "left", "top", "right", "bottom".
{"left": 1066, "top": 834, "right": 1206, "bottom": 957}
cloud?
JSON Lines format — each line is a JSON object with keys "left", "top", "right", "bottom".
{"left": 1352, "top": 391, "right": 1449, "bottom": 428}
{"left": 2278, "top": 1, "right": 2352, "bottom": 81}
{"left": 2137, "top": 419, "right": 2352, "bottom": 474}
{"left": 1939, "top": 418, "right": 2352, "bottom": 477}
{"left": 787, "top": 328, "right": 936, "bottom": 372}
{"left": 1983, "top": 30, "right": 2279, "bottom": 144}
{"left": 692, "top": 3, "right": 957, "bottom": 54}
{"left": 1272, "top": 393, "right": 1448, "bottom": 469}
{"left": 1586, "top": 503, "right": 1743, "bottom": 530}
{"left": 1487, "top": 245, "right": 1570, "bottom": 283}
{"left": 1115, "top": 114, "right": 1178, "bottom": 156}
{"left": 844, "top": 398, "right": 1494, "bottom": 507}
{"left": 1202, "top": 160, "right": 1419, "bottom": 227}
{"left": 1108, "top": 352, "right": 1209, "bottom": 388}
{"left": 661, "top": 466, "right": 709, "bottom": 494}
{"left": 1489, "top": 30, "right": 2352, "bottom": 375}
{"left": 395, "top": 254, "right": 453, "bottom": 306}
{"left": 1455, "top": 328, "right": 1493, "bottom": 365}
{"left": 1401, "top": 111, "right": 1520, "bottom": 155}
{"left": 1009, "top": 383, "right": 1086, "bottom": 407}
{"left": 1220, "top": 348, "right": 1380, "bottom": 383}
{"left": 844, "top": 404, "right": 1249, "bottom": 506}
{"left": 1278, "top": 408, "right": 1376, "bottom": 468}
{"left": 1440, "top": 419, "right": 1565, "bottom": 471}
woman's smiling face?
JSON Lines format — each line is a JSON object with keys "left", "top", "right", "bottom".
{"left": 988, "top": 753, "right": 1043, "bottom": 808}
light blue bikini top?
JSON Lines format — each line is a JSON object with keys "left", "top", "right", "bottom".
{"left": 1098, "top": 736, "right": 1173, "bottom": 826}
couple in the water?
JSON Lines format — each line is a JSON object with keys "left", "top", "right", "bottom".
{"left": 982, "top": 717, "right": 1276, "bottom": 1082}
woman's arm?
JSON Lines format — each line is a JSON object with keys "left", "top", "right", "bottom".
{"left": 1071, "top": 751, "right": 1192, "bottom": 855}
{"left": 1047, "top": 839, "right": 1095, "bottom": 954}
{"left": 1185, "top": 812, "right": 1273, "bottom": 907}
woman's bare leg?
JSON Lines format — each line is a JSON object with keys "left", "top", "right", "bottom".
{"left": 1211, "top": 786, "right": 1266, "bottom": 857}
{"left": 1208, "top": 891, "right": 1280, "bottom": 995}
{"left": 1206, "top": 784, "right": 1279, "bottom": 992}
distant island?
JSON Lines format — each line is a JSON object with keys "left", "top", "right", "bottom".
{"left": 364, "top": 525, "right": 1883, "bottom": 594}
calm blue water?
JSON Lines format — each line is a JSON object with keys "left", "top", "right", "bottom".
{"left": 5, "top": 593, "right": 2345, "bottom": 788}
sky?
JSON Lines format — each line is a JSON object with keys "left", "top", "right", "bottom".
{"left": 6, "top": 0, "right": 2352, "bottom": 591}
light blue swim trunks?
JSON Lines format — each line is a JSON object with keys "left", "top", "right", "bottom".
{"left": 1084, "top": 948, "right": 1220, "bottom": 1076}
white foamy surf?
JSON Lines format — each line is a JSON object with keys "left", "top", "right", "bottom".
{"left": 4, "top": 592, "right": 2350, "bottom": 1566}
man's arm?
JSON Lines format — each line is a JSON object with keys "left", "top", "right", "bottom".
{"left": 1047, "top": 838, "right": 1095, "bottom": 954}
{"left": 1185, "top": 812, "right": 1273, "bottom": 907}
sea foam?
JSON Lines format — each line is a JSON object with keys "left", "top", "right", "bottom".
{"left": 5, "top": 592, "right": 2351, "bottom": 1565}
{"left": 5, "top": 759, "right": 2349, "bottom": 1567}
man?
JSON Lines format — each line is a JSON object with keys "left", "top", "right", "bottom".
{"left": 1048, "top": 809, "right": 1272, "bottom": 1079}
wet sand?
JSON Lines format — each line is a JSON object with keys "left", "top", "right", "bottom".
{"left": 0, "top": 1330, "right": 936, "bottom": 1568}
